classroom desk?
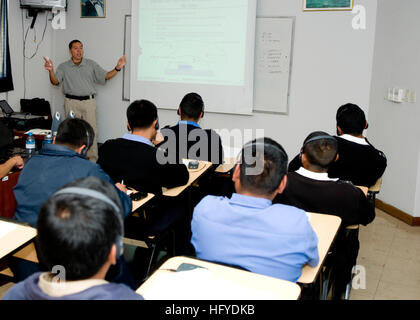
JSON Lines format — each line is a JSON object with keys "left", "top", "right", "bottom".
{"left": 0, "top": 219, "right": 37, "bottom": 260}
{"left": 162, "top": 160, "right": 213, "bottom": 197}
{"left": 13, "top": 129, "right": 49, "bottom": 151}
{"left": 215, "top": 157, "right": 236, "bottom": 173}
{"left": 10, "top": 191, "right": 156, "bottom": 264}
{"left": 13, "top": 129, "right": 50, "bottom": 140}
{"left": 357, "top": 186, "right": 368, "bottom": 197}
{"left": 369, "top": 177, "right": 382, "bottom": 193}
{"left": 137, "top": 256, "right": 301, "bottom": 300}
{"left": 131, "top": 192, "right": 155, "bottom": 212}
{"left": 297, "top": 212, "right": 341, "bottom": 284}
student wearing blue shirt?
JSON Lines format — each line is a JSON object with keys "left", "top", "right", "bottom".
{"left": 11, "top": 118, "right": 134, "bottom": 288}
{"left": 191, "top": 138, "right": 319, "bottom": 282}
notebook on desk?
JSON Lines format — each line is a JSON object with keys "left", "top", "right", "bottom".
{"left": 0, "top": 100, "right": 43, "bottom": 120}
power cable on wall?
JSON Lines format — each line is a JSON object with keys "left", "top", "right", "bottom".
{"left": 21, "top": 9, "right": 49, "bottom": 99}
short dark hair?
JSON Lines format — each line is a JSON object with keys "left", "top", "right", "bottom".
{"left": 302, "top": 131, "right": 338, "bottom": 170}
{"left": 55, "top": 118, "right": 94, "bottom": 150}
{"left": 69, "top": 40, "right": 82, "bottom": 50}
{"left": 36, "top": 176, "right": 123, "bottom": 281}
{"left": 179, "top": 92, "right": 204, "bottom": 119}
{"left": 239, "top": 137, "right": 288, "bottom": 195}
{"left": 127, "top": 100, "right": 158, "bottom": 130}
{"left": 336, "top": 103, "right": 366, "bottom": 135}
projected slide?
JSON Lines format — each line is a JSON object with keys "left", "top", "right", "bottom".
{"left": 137, "top": 0, "right": 248, "bottom": 86}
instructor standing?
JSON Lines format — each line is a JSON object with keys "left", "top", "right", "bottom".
{"left": 43, "top": 39, "right": 126, "bottom": 162}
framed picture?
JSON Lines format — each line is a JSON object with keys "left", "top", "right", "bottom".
{"left": 81, "top": 0, "right": 106, "bottom": 18}
{"left": 303, "top": 0, "right": 353, "bottom": 11}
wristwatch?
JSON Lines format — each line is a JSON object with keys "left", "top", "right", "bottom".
{"left": 115, "top": 67, "right": 121, "bottom": 72}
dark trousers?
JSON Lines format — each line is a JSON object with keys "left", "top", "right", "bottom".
{"left": 328, "top": 230, "right": 360, "bottom": 299}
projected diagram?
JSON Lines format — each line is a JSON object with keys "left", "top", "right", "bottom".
{"left": 137, "top": 0, "right": 249, "bottom": 86}
{"left": 138, "top": 43, "right": 238, "bottom": 85}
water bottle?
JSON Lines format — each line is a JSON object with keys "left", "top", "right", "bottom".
{"left": 25, "top": 132, "right": 36, "bottom": 159}
{"left": 43, "top": 133, "right": 53, "bottom": 147}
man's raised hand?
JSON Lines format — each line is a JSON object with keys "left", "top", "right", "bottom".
{"left": 43, "top": 56, "right": 54, "bottom": 71}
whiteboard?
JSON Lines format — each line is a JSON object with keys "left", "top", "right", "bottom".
{"left": 253, "top": 17, "right": 294, "bottom": 114}
{"left": 122, "top": 15, "right": 131, "bottom": 101}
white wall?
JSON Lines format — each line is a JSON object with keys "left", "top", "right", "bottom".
{"left": 7, "top": 0, "right": 54, "bottom": 109}
{"left": 369, "top": 0, "right": 420, "bottom": 216}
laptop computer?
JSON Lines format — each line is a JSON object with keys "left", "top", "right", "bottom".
{"left": 0, "top": 100, "right": 43, "bottom": 120}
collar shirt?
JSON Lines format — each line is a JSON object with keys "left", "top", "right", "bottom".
{"left": 177, "top": 120, "right": 201, "bottom": 128}
{"left": 191, "top": 193, "right": 319, "bottom": 282}
{"left": 122, "top": 133, "right": 154, "bottom": 147}
{"left": 340, "top": 134, "right": 369, "bottom": 146}
{"left": 55, "top": 58, "right": 107, "bottom": 96}
{"left": 295, "top": 167, "right": 339, "bottom": 182}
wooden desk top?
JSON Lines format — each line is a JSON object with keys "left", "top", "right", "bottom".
{"left": 357, "top": 185, "right": 369, "bottom": 197}
{"left": 137, "top": 256, "right": 301, "bottom": 300}
{"left": 13, "top": 129, "right": 50, "bottom": 140}
{"left": 4, "top": 191, "right": 155, "bottom": 265}
{"left": 9, "top": 192, "right": 156, "bottom": 264}
{"left": 369, "top": 177, "right": 382, "bottom": 193}
{"left": 131, "top": 192, "right": 155, "bottom": 212}
{"left": 215, "top": 157, "right": 236, "bottom": 173}
{"left": 0, "top": 219, "right": 37, "bottom": 260}
{"left": 162, "top": 160, "right": 213, "bottom": 197}
{"left": 297, "top": 212, "right": 341, "bottom": 284}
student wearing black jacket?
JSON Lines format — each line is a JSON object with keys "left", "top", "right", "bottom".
{"left": 288, "top": 103, "right": 387, "bottom": 188}
{"left": 157, "top": 92, "right": 229, "bottom": 201}
{"left": 98, "top": 100, "right": 189, "bottom": 195}
{"left": 275, "top": 131, "right": 375, "bottom": 299}
{"left": 98, "top": 100, "right": 190, "bottom": 260}
{"left": 158, "top": 92, "right": 224, "bottom": 166}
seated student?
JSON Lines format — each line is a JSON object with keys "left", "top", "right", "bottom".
{"left": 11, "top": 118, "right": 133, "bottom": 287}
{"left": 14, "top": 118, "right": 132, "bottom": 227}
{"left": 158, "top": 92, "right": 224, "bottom": 165}
{"left": 191, "top": 138, "right": 319, "bottom": 282}
{"left": 289, "top": 103, "right": 387, "bottom": 187}
{"left": 3, "top": 177, "right": 143, "bottom": 300}
{"left": 98, "top": 99, "right": 189, "bottom": 195}
{"left": 158, "top": 93, "right": 229, "bottom": 199}
{"left": 97, "top": 100, "right": 190, "bottom": 255}
{"left": 0, "top": 156, "right": 24, "bottom": 179}
{"left": 0, "top": 121, "right": 24, "bottom": 178}
{"left": 275, "top": 131, "right": 375, "bottom": 299}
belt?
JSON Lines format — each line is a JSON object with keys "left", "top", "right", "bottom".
{"left": 65, "top": 94, "right": 95, "bottom": 101}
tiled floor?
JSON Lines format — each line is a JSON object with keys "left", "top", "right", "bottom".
{"left": 350, "top": 208, "right": 420, "bottom": 300}
{"left": 1, "top": 208, "right": 419, "bottom": 300}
